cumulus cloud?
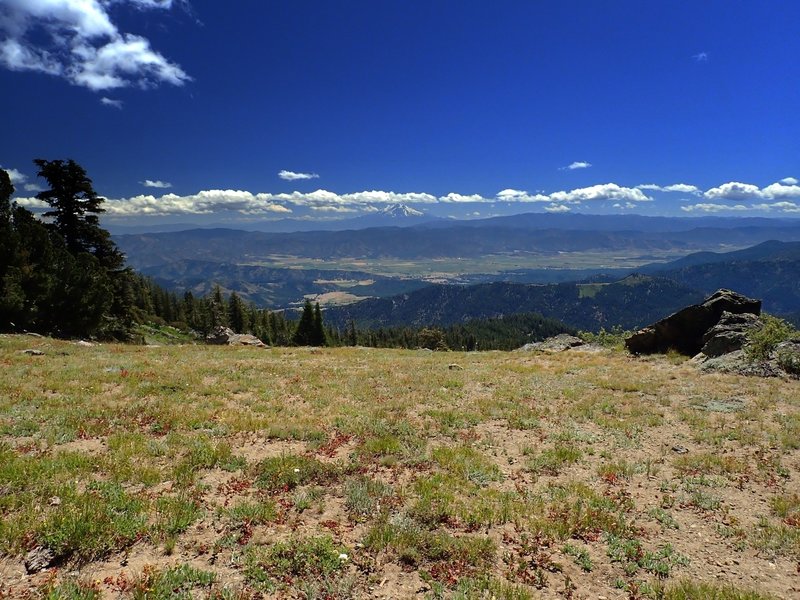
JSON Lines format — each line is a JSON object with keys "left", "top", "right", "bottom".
{"left": 141, "top": 179, "right": 172, "bottom": 188}
{"left": 101, "top": 97, "right": 123, "bottom": 109}
{"left": 24, "top": 183, "right": 45, "bottom": 192}
{"left": 278, "top": 170, "right": 319, "bottom": 181}
{"left": 637, "top": 183, "right": 701, "bottom": 195}
{"left": 496, "top": 189, "right": 550, "bottom": 203}
{"left": 1, "top": 166, "right": 27, "bottom": 184}
{"left": 544, "top": 204, "right": 571, "bottom": 213}
{"left": 781, "top": 177, "right": 798, "bottom": 185}
{"left": 0, "top": 0, "right": 190, "bottom": 91}
{"left": 681, "top": 203, "right": 751, "bottom": 213}
{"left": 561, "top": 161, "right": 592, "bottom": 171}
{"left": 101, "top": 190, "right": 293, "bottom": 216}
{"left": 549, "top": 183, "right": 651, "bottom": 204}
{"left": 703, "top": 182, "right": 763, "bottom": 201}
{"left": 753, "top": 201, "right": 800, "bottom": 213}
{"left": 439, "top": 193, "right": 489, "bottom": 203}
{"left": 704, "top": 181, "right": 800, "bottom": 201}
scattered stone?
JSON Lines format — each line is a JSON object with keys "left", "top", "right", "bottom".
{"left": 73, "top": 340, "right": 95, "bottom": 347}
{"left": 625, "top": 289, "right": 761, "bottom": 356}
{"left": 448, "top": 364, "right": 464, "bottom": 370}
{"left": 25, "top": 332, "right": 44, "bottom": 338}
{"left": 672, "top": 445, "right": 689, "bottom": 454}
{"left": 21, "top": 349, "right": 44, "bottom": 356}
{"left": 48, "top": 496, "right": 61, "bottom": 506}
{"left": 24, "top": 546, "right": 55, "bottom": 574}
{"left": 518, "top": 334, "right": 585, "bottom": 353}
{"left": 205, "top": 326, "right": 267, "bottom": 348}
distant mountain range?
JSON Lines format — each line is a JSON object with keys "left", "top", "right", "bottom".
{"left": 115, "top": 214, "right": 800, "bottom": 267}
{"left": 114, "top": 212, "right": 800, "bottom": 331}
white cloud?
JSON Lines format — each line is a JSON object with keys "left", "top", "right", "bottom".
{"left": 13, "top": 197, "right": 49, "bottom": 209}
{"left": 0, "top": 0, "right": 189, "bottom": 91}
{"left": 781, "top": 177, "right": 798, "bottom": 185}
{"left": 561, "top": 161, "right": 592, "bottom": 171}
{"left": 310, "top": 205, "right": 358, "bottom": 213}
{"left": 613, "top": 202, "right": 638, "bottom": 210}
{"left": 101, "top": 190, "right": 293, "bottom": 216}
{"left": 495, "top": 189, "right": 549, "bottom": 203}
{"left": 704, "top": 182, "right": 763, "bottom": 201}
{"left": 1, "top": 166, "right": 27, "bottom": 184}
{"left": 681, "top": 203, "right": 751, "bottom": 213}
{"left": 549, "top": 183, "right": 652, "bottom": 204}
{"left": 637, "top": 183, "right": 701, "bottom": 195}
{"left": 278, "top": 170, "right": 319, "bottom": 181}
{"left": 544, "top": 204, "right": 571, "bottom": 213}
{"left": 24, "top": 183, "right": 45, "bottom": 192}
{"left": 762, "top": 182, "right": 800, "bottom": 200}
{"left": 704, "top": 181, "right": 800, "bottom": 201}
{"left": 753, "top": 201, "right": 800, "bottom": 214}
{"left": 100, "top": 97, "right": 123, "bottom": 109}
{"left": 693, "top": 52, "right": 709, "bottom": 62}
{"left": 438, "top": 193, "right": 488, "bottom": 203}
{"left": 141, "top": 179, "right": 172, "bottom": 188}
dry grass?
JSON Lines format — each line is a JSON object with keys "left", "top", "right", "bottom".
{"left": 1, "top": 334, "right": 799, "bottom": 599}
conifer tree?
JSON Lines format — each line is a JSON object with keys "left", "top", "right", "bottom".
{"left": 228, "top": 291, "right": 248, "bottom": 333}
{"left": 292, "top": 299, "right": 315, "bottom": 345}
{"left": 312, "top": 302, "right": 327, "bottom": 346}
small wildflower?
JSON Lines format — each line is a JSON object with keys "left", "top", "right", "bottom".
{"left": 338, "top": 553, "right": 349, "bottom": 561}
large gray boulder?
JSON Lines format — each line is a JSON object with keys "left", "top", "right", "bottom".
{"left": 700, "top": 311, "right": 762, "bottom": 357}
{"left": 206, "top": 326, "right": 267, "bottom": 348}
{"left": 625, "top": 289, "right": 761, "bottom": 356}
{"left": 518, "top": 334, "right": 585, "bottom": 353}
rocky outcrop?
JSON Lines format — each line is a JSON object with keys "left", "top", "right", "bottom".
{"left": 625, "top": 289, "right": 761, "bottom": 356}
{"left": 700, "top": 312, "right": 762, "bottom": 357}
{"left": 518, "top": 334, "right": 586, "bottom": 353}
{"left": 206, "top": 326, "right": 267, "bottom": 348}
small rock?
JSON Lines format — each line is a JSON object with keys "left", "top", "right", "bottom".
{"left": 672, "top": 445, "right": 689, "bottom": 454}
{"left": 48, "top": 496, "right": 61, "bottom": 506}
{"left": 24, "top": 546, "right": 55, "bottom": 574}
{"left": 448, "top": 364, "right": 464, "bottom": 370}
{"left": 21, "top": 349, "right": 44, "bottom": 356}
{"left": 74, "top": 340, "right": 95, "bottom": 347}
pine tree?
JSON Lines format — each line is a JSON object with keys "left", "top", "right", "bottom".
{"left": 34, "top": 159, "right": 123, "bottom": 269}
{"left": 293, "top": 299, "right": 315, "bottom": 346}
{"left": 228, "top": 291, "right": 248, "bottom": 333}
{"left": 208, "top": 284, "right": 228, "bottom": 329}
{"left": 312, "top": 302, "right": 327, "bottom": 346}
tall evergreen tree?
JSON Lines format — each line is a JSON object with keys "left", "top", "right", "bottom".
{"left": 228, "top": 291, "right": 248, "bottom": 333}
{"left": 34, "top": 159, "right": 123, "bottom": 269}
{"left": 311, "top": 302, "right": 327, "bottom": 346}
{"left": 292, "top": 299, "right": 315, "bottom": 346}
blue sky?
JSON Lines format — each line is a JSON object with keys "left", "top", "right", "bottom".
{"left": 2, "top": 0, "right": 799, "bottom": 225}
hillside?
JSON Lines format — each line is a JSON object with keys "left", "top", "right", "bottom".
{"left": 643, "top": 241, "right": 800, "bottom": 316}
{"left": 1, "top": 336, "right": 798, "bottom": 598}
{"left": 325, "top": 275, "right": 704, "bottom": 332}
{"left": 138, "top": 260, "right": 429, "bottom": 308}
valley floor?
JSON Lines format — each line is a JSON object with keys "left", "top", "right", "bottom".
{"left": 1, "top": 336, "right": 799, "bottom": 599}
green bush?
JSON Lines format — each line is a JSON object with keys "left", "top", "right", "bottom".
{"left": 745, "top": 315, "right": 796, "bottom": 362}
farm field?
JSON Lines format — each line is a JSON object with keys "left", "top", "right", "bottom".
{"left": 1, "top": 335, "right": 799, "bottom": 599}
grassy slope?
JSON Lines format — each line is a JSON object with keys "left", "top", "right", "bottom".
{"left": 1, "top": 335, "right": 798, "bottom": 599}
